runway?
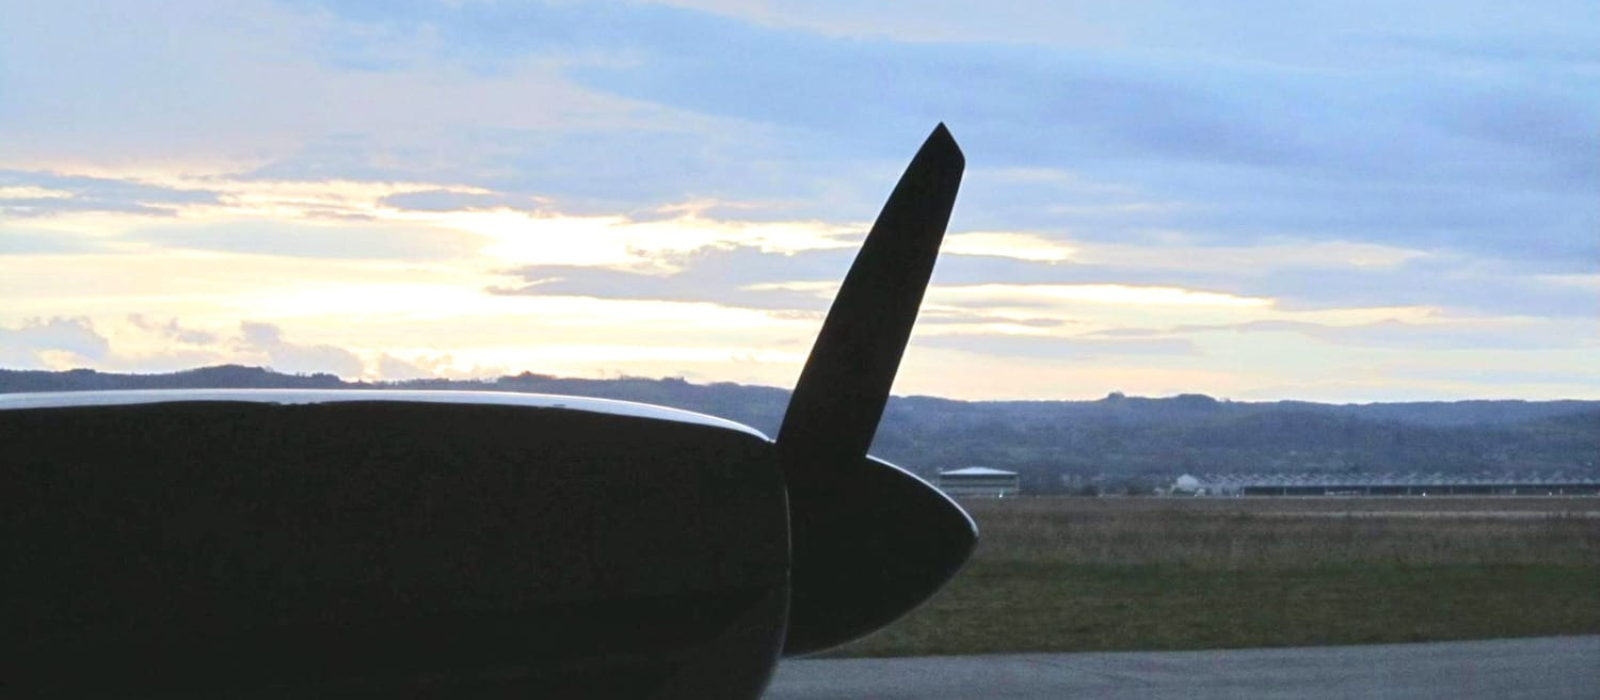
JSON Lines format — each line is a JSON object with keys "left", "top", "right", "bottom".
{"left": 765, "top": 635, "right": 1600, "bottom": 700}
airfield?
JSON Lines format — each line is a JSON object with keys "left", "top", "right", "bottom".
{"left": 829, "top": 496, "right": 1600, "bottom": 656}
{"left": 774, "top": 496, "right": 1600, "bottom": 697}
{"left": 767, "top": 635, "right": 1600, "bottom": 700}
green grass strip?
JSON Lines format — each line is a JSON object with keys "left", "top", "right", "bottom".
{"left": 832, "top": 563, "right": 1600, "bottom": 657}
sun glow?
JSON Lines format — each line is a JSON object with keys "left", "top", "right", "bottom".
{"left": 943, "top": 232, "right": 1077, "bottom": 262}
{"left": 404, "top": 208, "right": 858, "bottom": 267}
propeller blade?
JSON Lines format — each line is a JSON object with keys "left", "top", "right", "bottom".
{"left": 776, "top": 124, "right": 976, "bottom": 656}
{"left": 776, "top": 123, "right": 965, "bottom": 462}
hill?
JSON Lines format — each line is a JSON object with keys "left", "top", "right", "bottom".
{"left": 3, "top": 366, "right": 1596, "bottom": 493}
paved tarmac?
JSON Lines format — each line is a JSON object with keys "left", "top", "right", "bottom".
{"left": 765, "top": 636, "right": 1600, "bottom": 700}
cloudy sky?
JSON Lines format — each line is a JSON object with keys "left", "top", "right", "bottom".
{"left": 1, "top": 0, "right": 1595, "bottom": 401}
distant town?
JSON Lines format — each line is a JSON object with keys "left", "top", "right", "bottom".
{"left": 934, "top": 468, "right": 1600, "bottom": 498}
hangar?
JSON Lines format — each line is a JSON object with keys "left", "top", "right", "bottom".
{"left": 936, "top": 467, "right": 1021, "bottom": 498}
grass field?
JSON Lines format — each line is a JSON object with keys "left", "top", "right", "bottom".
{"left": 829, "top": 496, "right": 1600, "bottom": 657}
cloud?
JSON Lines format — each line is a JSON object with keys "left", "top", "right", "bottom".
{"left": 237, "top": 321, "right": 365, "bottom": 377}
{"left": 0, "top": 317, "right": 111, "bottom": 368}
{"left": 0, "top": 314, "right": 237, "bottom": 373}
{"left": 3, "top": 0, "right": 1594, "bottom": 400}
{"left": 491, "top": 236, "right": 1597, "bottom": 321}
{"left": 378, "top": 190, "right": 544, "bottom": 212}
{"left": 1097, "top": 318, "right": 1595, "bottom": 351}
{"left": 374, "top": 352, "right": 438, "bottom": 380}
{"left": 127, "top": 314, "right": 220, "bottom": 345}
{"left": 916, "top": 311, "right": 1073, "bottom": 328}
{"left": 298, "top": 1, "right": 1300, "bottom": 162}
{"left": 1250, "top": 262, "right": 1597, "bottom": 318}
{"left": 953, "top": 248, "right": 1595, "bottom": 319}
{"left": 0, "top": 170, "right": 221, "bottom": 219}
{"left": 128, "top": 220, "right": 487, "bottom": 260}
{"left": 918, "top": 332, "right": 1197, "bottom": 359}
{"left": 492, "top": 244, "right": 857, "bottom": 310}
{"left": 2, "top": 315, "right": 458, "bottom": 381}
{"left": 268, "top": 0, "right": 1597, "bottom": 274}
{"left": 13, "top": 0, "right": 1584, "bottom": 274}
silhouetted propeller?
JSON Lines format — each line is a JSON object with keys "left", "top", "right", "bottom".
{"left": 0, "top": 124, "right": 976, "bottom": 698}
{"left": 777, "top": 124, "right": 977, "bottom": 656}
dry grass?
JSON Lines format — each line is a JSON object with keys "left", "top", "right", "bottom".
{"left": 829, "top": 497, "right": 1600, "bottom": 657}
{"left": 974, "top": 497, "right": 1600, "bottom": 569}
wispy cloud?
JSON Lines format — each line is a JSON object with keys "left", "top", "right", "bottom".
{"left": 129, "top": 220, "right": 486, "bottom": 260}
{"left": 237, "top": 321, "right": 365, "bottom": 377}
{"left": 1096, "top": 318, "right": 1597, "bottom": 351}
{"left": 128, "top": 314, "right": 220, "bottom": 345}
{"left": 920, "top": 333, "right": 1198, "bottom": 360}
{"left": 0, "top": 317, "right": 111, "bottom": 369}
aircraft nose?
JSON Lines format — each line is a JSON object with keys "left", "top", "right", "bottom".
{"left": 780, "top": 455, "right": 977, "bottom": 657}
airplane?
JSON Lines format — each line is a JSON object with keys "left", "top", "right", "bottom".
{"left": 0, "top": 124, "right": 975, "bottom": 699}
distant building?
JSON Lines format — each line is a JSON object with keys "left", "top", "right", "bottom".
{"left": 937, "top": 467, "right": 1020, "bottom": 498}
{"left": 1173, "top": 471, "right": 1600, "bottom": 497}
{"left": 1172, "top": 474, "right": 1203, "bottom": 494}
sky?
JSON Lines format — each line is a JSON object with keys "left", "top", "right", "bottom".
{"left": 1, "top": 0, "right": 1596, "bottom": 402}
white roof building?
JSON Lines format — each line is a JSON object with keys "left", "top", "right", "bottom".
{"left": 936, "top": 466, "right": 1020, "bottom": 498}
{"left": 940, "top": 467, "right": 1017, "bottom": 477}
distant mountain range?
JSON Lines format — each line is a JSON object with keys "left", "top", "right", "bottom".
{"left": 5, "top": 365, "right": 1597, "bottom": 493}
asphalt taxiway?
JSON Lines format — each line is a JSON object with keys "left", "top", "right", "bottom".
{"left": 765, "top": 635, "right": 1600, "bottom": 700}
